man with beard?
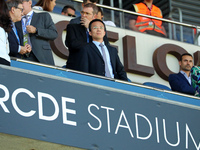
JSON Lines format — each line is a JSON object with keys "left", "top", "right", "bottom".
{"left": 169, "top": 53, "right": 195, "bottom": 95}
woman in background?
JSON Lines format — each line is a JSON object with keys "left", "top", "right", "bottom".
{"left": 0, "top": 0, "right": 12, "bottom": 66}
{"left": 33, "top": 0, "right": 56, "bottom": 12}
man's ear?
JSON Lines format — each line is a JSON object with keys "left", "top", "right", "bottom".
{"left": 29, "top": 0, "right": 32, "bottom": 6}
{"left": 82, "top": 3, "right": 84, "bottom": 8}
{"left": 93, "top": 14, "right": 97, "bottom": 19}
{"left": 89, "top": 31, "right": 92, "bottom": 36}
{"left": 179, "top": 61, "right": 181, "bottom": 66}
{"left": 11, "top": 7, "right": 15, "bottom": 14}
{"left": 103, "top": 30, "right": 106, "bottom": 36}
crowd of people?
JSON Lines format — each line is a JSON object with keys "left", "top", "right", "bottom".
{"left": 0, "top": 0, "right": 199, "bottom": 96}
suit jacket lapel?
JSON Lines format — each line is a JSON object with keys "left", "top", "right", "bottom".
{"left": 15, "top": 21, "right": 23, "bottom": 40}
{"left": 91, "top": 43, "right": 104, "bottom": 61}
{"left": 10, "top": 30, "right": 18, "bottom": 43}
{"left": 81, "top": 26, "right": 88, "bottom": 42}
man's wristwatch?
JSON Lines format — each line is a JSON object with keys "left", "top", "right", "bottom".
{"left": 35, "top": 28, "right": 38, "bottom": 34}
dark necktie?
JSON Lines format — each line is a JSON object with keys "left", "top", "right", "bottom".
{"left": 22, "top": 15, "right": 29, "bottom": 26}
{"left": 86, "top": 31, "right": 89, "bottom": 43}
{"left": 23, "top": 15, "right": 31, "bottom": 57}
{"left": 25, "top": 15, "right": 29, "bottom": 24}
{"left": 99, "top": 43, "right": 112, "bottom": 78}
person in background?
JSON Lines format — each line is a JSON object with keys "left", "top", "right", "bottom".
{"left": 97, "top": 6, "right": 116, "bottom": 27}
{"left": 61, "top": 5, "right": 76, "bottom": 17}
{"left": 70, "top": 0, "right": 98, "bottom": 24}
{"left": 129, "top": 0, "right": 166, "bottom": 37}
{"left": 169, "top": 53, "right": 195, "bottom": 95}
{"left": 190, "top": 64, "right": 200, "bottom": 97}
{"left": 15, "top": 0, "right": 58, "bottom": 65}
{"left": 33, "top": 0, "right": 56, "bottom": 11}
{"left": 0, "top": 0, "right": 12, "bottom": 66}
{"left": 79, "top": 19, "right": 128, "bottom": 81}
{"left": 7, "top": 0, "right": 32, "bottom": 58}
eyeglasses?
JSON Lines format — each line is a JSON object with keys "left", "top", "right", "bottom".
{"left": 68, "top": 13, "right": 76, "bottom": 17}
{"left": 92, "top": 26, "right": 104, "bottom": 30}
{"left": 81, "top": 11, "right": 92, "bottom": 16}
{"left": 15, "top": 7, "right": 23, "bottom": 12}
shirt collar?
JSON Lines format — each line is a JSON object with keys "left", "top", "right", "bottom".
{"left": 23, "top": 10, "right": 34, "bottom": 18}
{"left": 12, "top": 22, "right": 15, "bottom": 28}
{"left": 180, "top": 70, "right": 191, "bottom": 77}
{"left": 93, "top": 41, "right": 105, "bottom": 46}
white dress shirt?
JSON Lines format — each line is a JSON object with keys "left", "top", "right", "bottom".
{"left": 22, "top": 10, "right": 34, "bottom": 26}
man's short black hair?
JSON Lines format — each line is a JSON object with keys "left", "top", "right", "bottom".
{"left": 61, "top": 5, "right": 75, "bottom": 13}
{"left": 89, "top": 19, "right": 106, "bottom": 32}
{"left": 180, "top": 53, "right": 193, "bottom": 61}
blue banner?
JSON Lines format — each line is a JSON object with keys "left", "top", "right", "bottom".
{"left": 0, "top": 65, "right": 200, "bottom": 150}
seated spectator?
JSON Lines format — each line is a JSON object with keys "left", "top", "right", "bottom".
{"left": 129, "top": 0, "right": 166, "bottom": 37}
{"left": 191, "top": 65, "right": 200, "bottom": 97}
{"left": 61, "top": 5, "right": 76, "bottom": 17}
{"left": 169, "top": 53, "right": 195, "bottom": 95}
{"left": 70, "top": 0, "right": 98, "bottom": 24}
{"left": 97, "top": 6, "right": 116, "bottom": 27}
{"left": 79, "top": 19, "right": 128, "bottom": 81}
{"left": 0, "top": 0, "right": 12, "bottom": 66}
{"left": 33, "top": 0, "right": 56, "bottom": 12}
{"left": 7, "top": 0, "right": 32, "bottom": 58}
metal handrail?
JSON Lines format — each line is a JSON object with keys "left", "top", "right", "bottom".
{"left": 168, "top": 7, "right": 183, "bottom": 41}
{"left": 73, "top": 0, "right": 200, "bottom": 30}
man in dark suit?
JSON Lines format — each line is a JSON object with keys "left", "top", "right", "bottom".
{"left": 66, "top": 3, "right": 109, "bottom": 70}
{"left": 15, "top": 0, "right": 58, "bottom": 65}
{"left": 79, "top": 19, "right": 128, "bottom": 81}
{"left": 7, "top": 0, "right": 31, "bottom": 58}
{"left": 169, "top": 53, "right": 195, "bottom": 95}
{"left": 69, "top": 0, "right": 98, "bottom": 24}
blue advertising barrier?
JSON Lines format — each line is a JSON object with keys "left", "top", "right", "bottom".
{"left": 11, "top": 60, "right": 200, "bottom": 107}
{"left": 0, "top": 61, "right": 199, "bottom": 150}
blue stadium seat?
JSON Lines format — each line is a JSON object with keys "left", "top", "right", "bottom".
{"left": 143, "top": 82, "right": 171, "bottom": 90}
